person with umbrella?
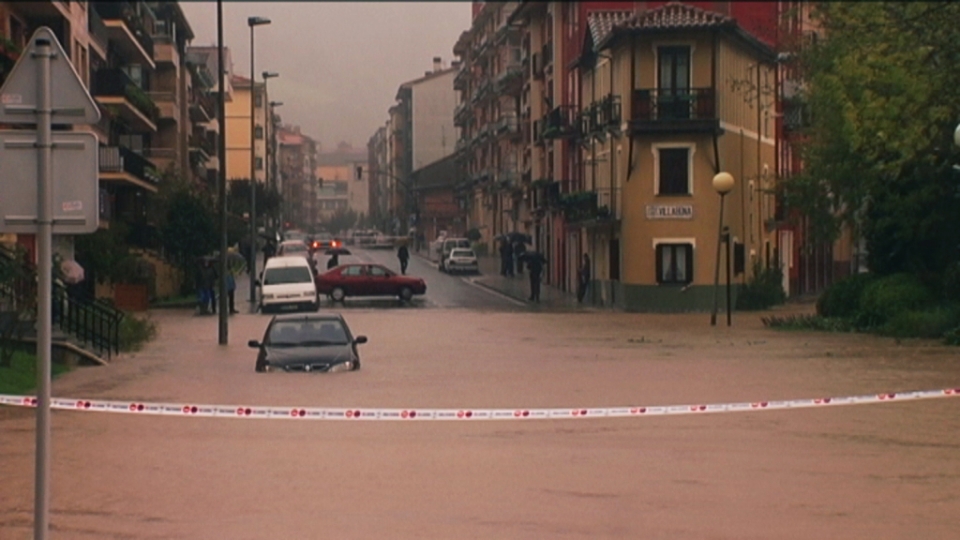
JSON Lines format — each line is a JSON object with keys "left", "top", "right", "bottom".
{"left": 397, "top": 241, "right": 410, "bottom": 275}
{"left": 513, "top": 235, "right": 527, "bottom": 275}
{"left": 577, "top": 253, "right": 591, "bottom": 304}
{"left": 523, "top": 251, "right": 547, "bottom": 302}
{"left": 499, "top": 236, "right": 514, "bottom": 277}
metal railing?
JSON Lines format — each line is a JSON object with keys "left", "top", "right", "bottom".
{"left": 52, "top": 282, "right": 124, "bottom": 360}
{"left": 540, "top": 105, "right": 579, "bottom": 140}
{"left": 100, "top": 145, "right": 161, "bottom": 184}
{"left": 93, "top": 1, "right": 155, "bottom": 57}
{"left": 631, "top": 88, "right": 716, "bottom": 122}
{"left": 91, "top": 68, "right": 159, "bottom": 122}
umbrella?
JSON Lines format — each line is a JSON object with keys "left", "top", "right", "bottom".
{"left": 507, "top": 231, "right": 532, "bottom": 244}
{"left": 208, "top": 250, "right": 248, "bottom": 273}
{"left": 60, "top": 259, "right": 85, "bottom": 284}
{"left": 324, "top": 247, "right": 352, "bottom": 256}
{"left": 520, "top": 251, "right": 546, "bottom": 264}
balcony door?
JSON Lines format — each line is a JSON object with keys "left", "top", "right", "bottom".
{"left": 657, "top": 46, "right": 691, "bottom": 120}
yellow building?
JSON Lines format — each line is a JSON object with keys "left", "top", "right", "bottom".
{"left": 224, "top": 74, "right": 269, "bottom": 183}
{"left": 574, "top": 4, "right": 777, "bottom": 311}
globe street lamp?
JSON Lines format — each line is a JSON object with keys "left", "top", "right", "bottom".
{"left": 247, "top": 15, "right": 271, "bottom": 306}
{"left": 711, "top": 172, "right": 735, "bottom": 326}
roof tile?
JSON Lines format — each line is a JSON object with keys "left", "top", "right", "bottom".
{"left": 619, "top": 2, "right": 734, "bottom": 32}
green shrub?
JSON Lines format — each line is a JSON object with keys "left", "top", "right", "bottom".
{"left": 761, "top": 314, "right": 854, "bottom": 332}
{"left": 943, "top": 326, "right": 960, "bottom": 346}
{"left": 882, "top": 307, "right": 960, "bottom": 339}
{"left": 817, "top": 272, "right": 876, "bottom": 318}
{"left": 736, "top": 261, "right": 786, "bottom": 311}
{"left": 942, "top": 263, "right": 960, "bottom": 303}
{"left": 118, "top": 314, "right": 157, "bottom": 352}
{"left": 856, "top": 273, "right": 933, "bottom": 329}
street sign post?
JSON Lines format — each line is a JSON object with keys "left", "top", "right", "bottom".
{"left": 0, "top": 27, "right": 101, "bottom": 540}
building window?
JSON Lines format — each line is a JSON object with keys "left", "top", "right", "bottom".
{"left": 255, "top": 157, "right": 264, "bottom": 170}
{"left": 254, "top": 125, "right": 264, "bottom": 139}
{"left": 658, "top": 148, "right": 690, "bottom": 195}
{"left": 656, "top": 243, "right": 693, "bottom": 285}
{"left": 254, "top": 93, "right": 263, "bottom": 108}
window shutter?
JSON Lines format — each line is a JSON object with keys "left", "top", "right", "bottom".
{"left": 655, "top": 244, "right": 664, "bottom": 283}
{"left": 684, "top": 245, "right": 694, "bottom": 284}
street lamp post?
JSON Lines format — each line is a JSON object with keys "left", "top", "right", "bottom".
{"left": 216, "top": 0, "right": 228, "bottom": 344}
{"left": 247, "top": 15, "right": 270, "bottom": 306}
{"left": 261, "top": 73, "right": 278, "bottom": 231}
{"left": 269, "top": 100, "right": 283, "bottom": 230}
{"left": 711, "top": 172, "right": 735, "bottom": 326}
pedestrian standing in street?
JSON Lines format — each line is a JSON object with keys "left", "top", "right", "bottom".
{"left": 226, "top": 267, "right": 238, "bottom": 314}
{"left": 525, "top": 252, "right": 546, "bottom": 302}
{"left": 200, "top": 258, "right": 218, "bottom": 314}
{"left": 397, "top": 243, "right": 410, "bottom": 275}
{"left": 577, "top": 253, "right": 591, "bottom": 303}
{"left": 262, "top": 240, "right": 276, "bottom": 265}
{"left": 513, "top": 239, "right": 526, "bottom": 275}
{"left": 195, "top": 259, "right": 209, "bottom": 315}
{"left": 327, "top": 252, "right": 340, "bottom": 270}
{"left": 500, "top": 237, "right": 514, "bottom": 277}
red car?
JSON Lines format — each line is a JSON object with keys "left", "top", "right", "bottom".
{"left": 315, "top": 263, "right": 427, "bottom": 302}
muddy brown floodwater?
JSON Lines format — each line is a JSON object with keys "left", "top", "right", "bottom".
{"left": 1, "top": 307, "right": 959, "bottom": 539}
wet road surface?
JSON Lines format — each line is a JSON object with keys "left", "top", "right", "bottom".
{"left": 2, "top": 305, "right": 960, "bottom": 539}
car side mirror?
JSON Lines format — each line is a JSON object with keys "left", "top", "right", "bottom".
{"left": 354, "top": 336, "right": 368, "bottom": 344}
{"left": 247, "top": 340, "right": 261, "bottom": 348}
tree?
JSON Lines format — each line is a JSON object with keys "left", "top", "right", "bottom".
{"left": 789, "top": 2, "right": 960, "bottom": 279}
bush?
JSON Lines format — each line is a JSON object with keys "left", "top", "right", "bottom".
{"left": 882, "top": 307, "right": 960, "bottom": 339}
{"left": 944, "top": 326, "right": 960, "bottom": 346}
{"left": 118, "top": 314, "right": 157, "bottom": 352}
{"left": 817, "top": 272, "right": 876, "bottom": 318}
{"left": 856, "top": 273, "right": 933, "bottom": 329}
{"left": 736, "top": 261, "right": 786, "bottom": 311}
{"left": 942, "top": 263, "right": 960, "bottom": 303}
{"left": 761, "top": 314, "right": 854, "bottom": 332}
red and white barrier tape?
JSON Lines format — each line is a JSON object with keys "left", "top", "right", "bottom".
{"left": 1, "top": 388, "right": 958, "bottom": 421}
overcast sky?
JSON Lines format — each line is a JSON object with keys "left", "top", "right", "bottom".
{"left": 180, "top": 1, "right": 471, "bottom": 153}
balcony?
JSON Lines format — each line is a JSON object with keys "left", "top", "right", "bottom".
{"left": 152, "top": 34, "right": 179, "bottom": 67}
{"left": 5, "top": 1, "right": 68, "bottom": 19}
{"left": 92, "top": 69, "right": 159, "bottom": 132}
{"left": 783, "top": 98, "right": 810, "bottom": 133}
{"left": 497, "top": 169, "right": 520, "bottom": 189}
{"left": 147, "top": 91, "right": 178, "bottom": 122}
{"left": 453, "top": 66, "right": 470, "bottom": 91}
{"left": 476, "top": 77, "right": 493, "bottom": 102}
{"left": 143, "top": 147, "right": 176, "bottom": 172}
{"left": 494, "top": 63, "right": 524, "bottom": 95}
{"left": 454, "top": 101, "right": 471, "bottom": 127}
{"left": 94, "top": 2, "right": 156, "bottom": 68}
{"left": 582, "top": 94, "right": 622, "bottom": 137}
{"left": 561, "top": 187, "right": 622, "bottom": 225}
{"left": 495, "top": 114, "right": 521, "bottom": 139}
{"left": 540, "top": 105, "right": 580, "bottom": 140}
{"left": 629, "top": 88, "right": 719, "bottom": 135}
{"left": 99, "top": 145, "right": 161, "bottom": 192}
{"left": 189, "top": 91, "right": 215, "bottom": 123}
{"left": 88, "top": 6, "right": 109, "bottom": 55}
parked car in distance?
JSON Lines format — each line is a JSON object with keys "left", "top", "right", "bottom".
{"left": 248, "top": 313, "right": 367, "bottom": 373}
{"left": 309, "top": 232, "right": 341, "bottom": 253}
{"left": 276, "top": 240, "right": 310, "bottom": 259}
{"left": 283, "top": 230, "right": 308, "bottom": 243}
{"left": 315, "top": 263, "right": 426, "bottom": 303}
{"left": 438, "top": 238, "right": 472, "bottom": 271}
{"left": 257, "top": 256, "right": 319, "bottom": 313}
{"left": 353, "top": 230, "right": 378, "bottom": 246}
{"left": 442, "top": 248, "right": 479, "bottom": 274}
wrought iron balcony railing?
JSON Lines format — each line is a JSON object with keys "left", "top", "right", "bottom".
{"left": 631, "top": 88, "right": 716, "bottom": 123}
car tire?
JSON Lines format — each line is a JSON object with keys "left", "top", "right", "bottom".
{"left": 399, "top": 286, "right": 413, "bottom": 302}
{"left": 352, "top": 359, "right": 361, "bottom": 371}
{"left": 331, "top": 287, "right": 346, "bottom": 302}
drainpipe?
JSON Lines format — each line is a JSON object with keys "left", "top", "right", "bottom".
{"left": 627, "top": 33, "right": 636, "bottom": 180}
{"left": 711, "top": 29, "right": 721, "bottom": 175}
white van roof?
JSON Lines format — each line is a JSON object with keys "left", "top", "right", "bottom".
{"left": 264, "top": 256, "right": 311, "bottom": 270}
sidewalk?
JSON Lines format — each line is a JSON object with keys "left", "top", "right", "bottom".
{"left": 415, "top": 251, "right": 586, "bottom": 310}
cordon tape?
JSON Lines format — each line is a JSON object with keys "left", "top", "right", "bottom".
{"left": 1, "top": 388, "right": 958, "bottom": 421}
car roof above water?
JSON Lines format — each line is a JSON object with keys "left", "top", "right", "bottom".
{"left": 272, "top": 312, "right": 345, "bottom": 323}
{"left": 263, "top": 256, "right": 312, "bottom": 269}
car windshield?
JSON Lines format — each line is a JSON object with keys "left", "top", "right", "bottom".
{"left": 268, "top": 320, "right": 349, "bottom": 346}
{"left": 262, "top": 266, "right": 312, "bottom": 285}
{"left": 451, "top": 249, "right": 475, "bottom": 258}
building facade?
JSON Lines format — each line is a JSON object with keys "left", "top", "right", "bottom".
{"left": 276, "top": 124, "right": 318, "bottom": 231}
{"left": 315, "top": 142, "right": 368, "bottom": 225}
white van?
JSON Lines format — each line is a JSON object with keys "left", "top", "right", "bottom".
{"left": 438, "top": 238, "right": 472, "bottom": 272}
{"left": 258, "top": 256, "right": 319, "bottom": 313}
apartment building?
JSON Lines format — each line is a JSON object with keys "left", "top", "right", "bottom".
{"left": 276, "top": 124, "right": 318, "bottom": 230}
{"left": 315, "top": 142, "right": 368, "bottom": 225}
{"left": 372, "top": 59, "right": 458, "bottom": 235}
{"left": 224, "top": 74, "right": 268, "bottom": 183}
{"left": 366, "top": 126, "right": 389, "bottom": 230}
{"left": 452, "top": 2, "right": 526, "bottom": 251}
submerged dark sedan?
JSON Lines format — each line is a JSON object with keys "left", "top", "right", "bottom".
{"left": 248, "top": 313, "right": 368, "bottom": 373}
